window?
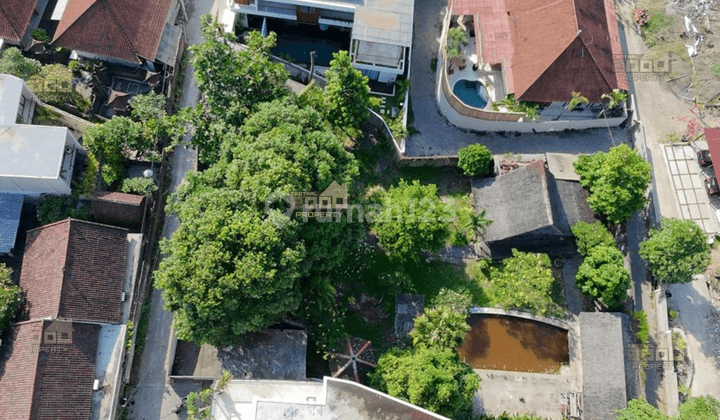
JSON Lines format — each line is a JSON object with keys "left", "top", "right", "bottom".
{"left": 47, "top": 334, "right": 54, "bottom": 341}
{"left": 322, "top": 199, "right": 329, "bottom": 206}
{"left": 61, "top": 333, "right": 69, "bottom": 340}
{"left": 336, "top": 198, "right": 344, "bottom": 205}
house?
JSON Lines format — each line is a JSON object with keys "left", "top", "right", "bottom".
{"left": 0, "top": 0, "right": 50, "bottom": 49}
{"left": 51, "top": 0, "right": 186, "bottom": 71}
{"left": 0, "top": 74, "right": 82, "bottom": 196}
{"left": 228, "top": 0, "right": 413, "bottom": 84}
{"left": 19, "top": 219, "right": 129, "bottom": 324}
{"left": 471, "top": 159, "right": 596, "bottom": 257}
{"left": 0, "top": 193, "right": 23, "bottom": 255}
{"left": 579, "top": 312, "right": 632, "bottom": 420}
{"left": 0, "top": 218, "right": 142, "bottom": 419}
{"left": 452, "top": 0, "right": 628, "bottom": 105}
{"left": 212, "top": 376, "right": 452, "bottom": 420}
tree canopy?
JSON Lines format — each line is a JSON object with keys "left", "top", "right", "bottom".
{"left": 155, "top": 189, "right": 307, "bottom": 345}
{"left": 188, "top": 15, "right": 289, "bottom": 164}
{"left": 0, "top": 47, "right": 40, "bottom": 81}
{"left": 574, "top": 144, "right": 652, "bottom": 224}
{"left": 576, "top": 245, "right": 631, "bottom": 308}
{"left": 617, "top": 397, "right": 720, "bottom": 420}
{"left": 0, "top": 264, "right": 22, "bottom": 333}
{"left": 640, "top": 218, "right": 710, "bottom": 283}
{"left": 369, "top": 348, "right": 480, "bottom": 419}
{"left": 410, "top": 306, "right": 470, "bottom": 350}
{"left": 27, "top": 63, "right": 73, "bottom": 105}
{"left": 372, "top": 180, "right": 450, "bottom": 260}
{"left": 473, "top": 249, "right": 563, "bottom": 316}
{"left": 571, "top": 221, "right": 616, "bottom": 256}
{"left": 324, "top": 50, "right": 372, "bottom": 134}
{"left": 457, "top": 144, "right": 493, "bottom": 177}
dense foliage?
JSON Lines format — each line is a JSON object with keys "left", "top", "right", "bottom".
{"left": 370, "top": 348, "right": 480, "bottom": 419}
{"left": 617, "top": 397, "right": 720, "bottom": 420}
{"left": 120, "top": 177, "right": 158, "bottom": 195}
{"left": 0, "top": 264, "right": 22, "bottom": 333}
{"left": 639, "top": 218, "right": 710, "bottom": 283}
{"left": 410, "top": 306, "right": 470, "bottom": 350}
{"left": 571, "top": 221, "right": 616, "bottom": 256}
{"left": 371, "top": 180, "right": 450, "bottom": 260}
{"left": 82, "top": 117, "right": 150, "bottom": 186}
{"left": 0, "top": 47, "right": 40, "bottom": 81}
{"left": 576, "top": 245, "right": 631, "bottom": 308}
{"left": 574, "top": 144, "right": 652, "bottom": 224}
{"left": 457, "top": 144, "right": 493, "bottom": 177}
{"left": 473, "top": 249, "right": 562, "bottom": 316}
{"left": 324, "top": 50, "right": 372, "bottom": 134}
{"left": 27, "top": 64, "right": 73, "bottom": 104}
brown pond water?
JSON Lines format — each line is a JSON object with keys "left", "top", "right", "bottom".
{"left": 457, "top": 314, "right": 569, "bottom": 373}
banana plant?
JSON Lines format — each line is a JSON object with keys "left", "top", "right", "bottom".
{"left": 567, "top": 91, "right": 589, "bottom": 111}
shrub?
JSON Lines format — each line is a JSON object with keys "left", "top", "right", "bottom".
{"left": 0, "top": 264, "right": 22, "bottom": 333}
{"left": 632, "top": 310, "right": 650, "bottom": 344}
{"left": 410, "top": 306, "right": 471, "bottom": 350}
{"left": 121, "top": 177, "right": 158, "bottom": 196}
{"left": 68, "top": 60, "right": 80, "bottom": 72}
{"left": 678, "top": 396, "right": 720, "bottom": 420}
{"left": 575, "top": 245, "right": 631, "bottom": 309}
{"left": 571, "top": 221, "right": 616, "bottom": 256}
{"left": 431, "top": 288, "right": 472, "bottom": 314}
{"left": 30, "top": 28, "right": 50, "bottom": 42}
{"left": 457, "top": 144, "right": 493, "bottom": 177}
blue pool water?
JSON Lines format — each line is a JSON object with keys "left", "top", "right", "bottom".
{"left": 453, "top": 79, "right": 489, "bottom": 109}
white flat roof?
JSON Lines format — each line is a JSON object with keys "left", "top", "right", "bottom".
{"left": 0, "top": 125, "right": 70, "bottom": 179}
{"left": 0, "top": 74, "right": 24, "bottom": 125}
{"left": 352, "top": 0, "right": 414, "bottom": 47}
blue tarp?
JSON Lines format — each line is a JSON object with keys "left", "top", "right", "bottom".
{"left": 0, "top": 193, "right": 23, "bottom": 254}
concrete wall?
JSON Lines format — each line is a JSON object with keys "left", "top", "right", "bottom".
{"left": 42, "top": 103, "right": 94, "bottom": 135}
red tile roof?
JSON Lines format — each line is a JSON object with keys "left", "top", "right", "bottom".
{"left": 93, "top": 191, "right": 146, "bottom": 205}
{"left": 705, "top": 128, "right": 720, "bottom": 167}
{"left": 20, "top": 219, "right": 128, "bottom": 324}
{"left": 454, "top": 0, "right": 627, "bottom": 103}
{"left": 53, "top": 0, "right": 175, "bottom": 64}
{"left": 0, "top": 0, "right": 37, "bottom": 43}
{"left": 0, "top": 320, "right": 99, "bottom": 420}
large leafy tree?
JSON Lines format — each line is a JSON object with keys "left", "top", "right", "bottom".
{"left": 410, "top": 306, "right": 470, "bottom": 350}
{"left": 372, "top": 180, "right": 450, "bottom": 260}
{"left": 0, "top": 264, "right": 22, "bottom": 333}
{"left": 369, "top": 348, "right": 480, "bottom": 419}
{"left": 576, "top": 245, "right": 631, "bottom": 308}
{"left": 324, "top": 50, "right": 371, "bottom": 134}
{"left": 571, "top": 221, "right": 616, "bottom": 256}
{"left": 0, "top": 47, "right": 40, "bottom": 80}
{"left": 474, "top": 249, "right": 562, "bottom": 316}
{"left": 640, "top": 218, "right": 710, "bottom": 283}
{"left": 82, "top": 116, "right": 154, "bottom": 186}
{"left": 574, "top": 144, "right": 652, "bottom": 224}
{"left": 155, "top": 189, "right": 307, "bottom": 345}
{"left": 189, "top": 15, "right": 289, "bottom": 164}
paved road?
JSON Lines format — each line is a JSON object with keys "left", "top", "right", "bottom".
{"left": 126, "top": 0, "right": 225, "bottom": 418}
{"left": 405, "top": 0, "right": 629, "bottom": 157}
{"left": 667, "top": 279, "right": 720, "bottom": 402}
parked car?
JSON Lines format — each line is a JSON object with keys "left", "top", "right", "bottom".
{"left": 698, "top": 150, "right": 713, "bottom": 167}
{"left": 705, "top": 177, "right": 720, "bottom": 196}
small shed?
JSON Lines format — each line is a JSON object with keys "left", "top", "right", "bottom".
{"left": 329, "top": 336, "right": 377, "bottom": 384}
{"left": 91, "top": 192, "right": 146, "bottom": 229}
{"left": 0, "top": 193, "right": 23, "bottom": 255}
{"left": 394, "top": 293, "right": 425, "bottom": 338}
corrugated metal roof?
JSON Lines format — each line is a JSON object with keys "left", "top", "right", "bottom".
{"left": 0, "top": 193, "right": 23, "bottom": 254}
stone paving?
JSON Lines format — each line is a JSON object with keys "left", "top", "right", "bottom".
{"left": 661, "top": 144, "right": 719, "bottom": 233}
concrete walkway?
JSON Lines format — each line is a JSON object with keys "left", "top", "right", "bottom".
{"left": 667, "top": 279, "right": 720, "bottom": 402}
{"left": 126, "top": 0, "right": 225, "bottom": 418}
{"left": 405, "top": 0, "right": 630, "bottom": 157}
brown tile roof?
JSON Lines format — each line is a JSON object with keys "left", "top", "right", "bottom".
{"left": 0, "top": 320, "right": 99, "bottom": 420}
{"left": 20, "top": 219, "right": 128, "bottom": 324}
{"left": 52, "top": 0, "right": 175, "bottom": 64}
{"left": 0, "top": 0, "right": 37, "bottom": 43}
{"left": 458, "top": 0, "right": 627, "bottom": 102}
{"left": 93, "top": 191, "right": 145, "bottom": 205}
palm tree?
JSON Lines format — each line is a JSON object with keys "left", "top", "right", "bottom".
{"left": 567, "top": 91, "right": 589, "bottom": 111}
{"left": 447, "top": 27, "right": 468, "bottom": 62}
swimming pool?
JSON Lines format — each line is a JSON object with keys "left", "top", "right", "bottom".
{"left": 457, "top": 314, "right": 569, "bottom": 373}
{"left": 453, "top": 79, "right": 490, "bottom": 109}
